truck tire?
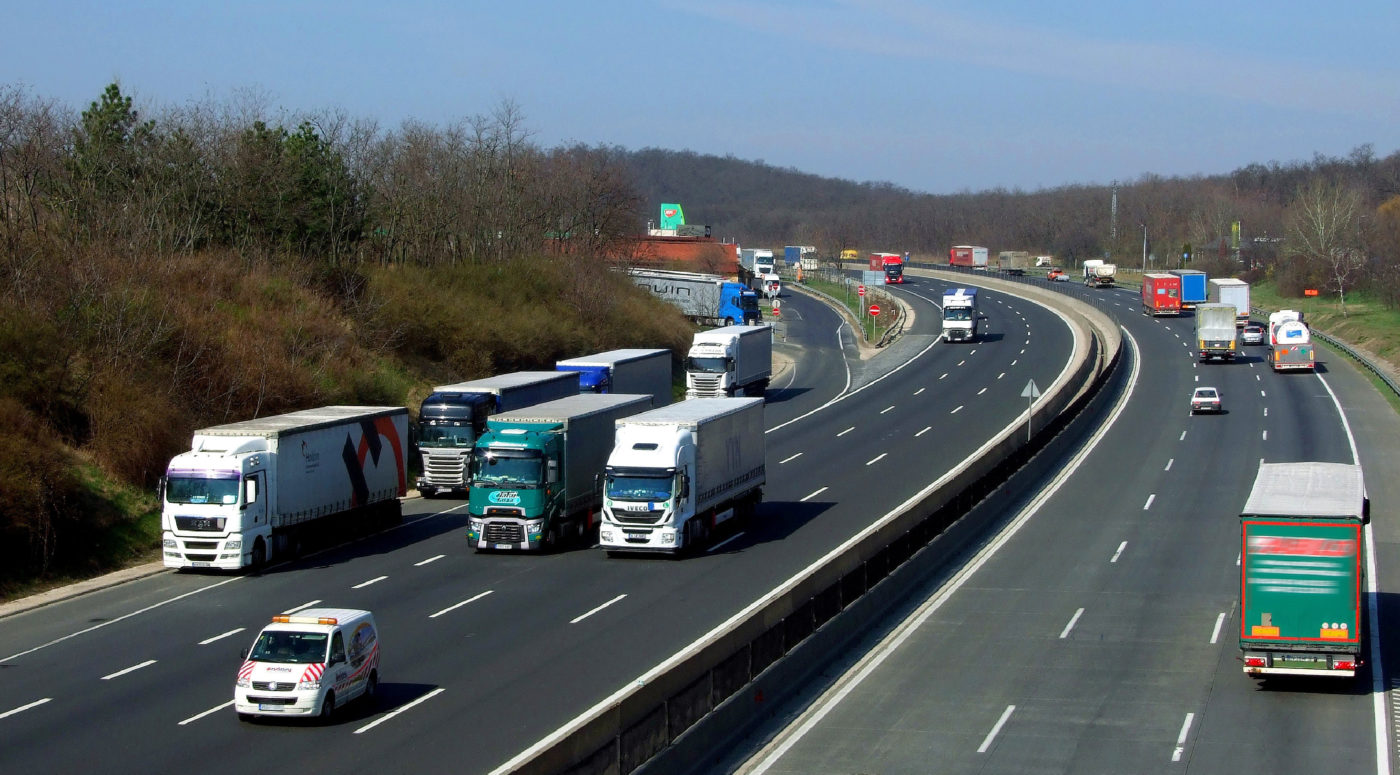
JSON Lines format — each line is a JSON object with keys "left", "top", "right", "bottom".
{"left": 250, "top": 539, "right": 267, "bottom": 571}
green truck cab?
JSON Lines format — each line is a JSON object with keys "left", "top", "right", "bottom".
{"left": 466, "top": 394, "right": 653, "bottom": 552}
{"left": 1240, "top": 462, "right": 1368, "bottom": 678}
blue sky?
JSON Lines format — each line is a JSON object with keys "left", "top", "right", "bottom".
{"left": 6, "top": 0, "right": 1397, "bottom": 194}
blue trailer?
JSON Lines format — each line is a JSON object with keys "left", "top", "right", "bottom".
{"left": 1170, "top": 269, "right": 1208, "bottom": 309}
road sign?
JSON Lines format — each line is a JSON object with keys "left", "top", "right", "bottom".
{"left": 858, "top": 285, "right": 866, "bottom": 297}
{"left": 1304, "top": 289, "right": 1319, "bottom": 297}
{"left": 869, "top": 304, "right": 881, "bottom": 317}
{"left": 1021, "top": 379, "right": 1041, "bottom": 399}
{"left": 771, "top": 299, "right": 781, "bottom": 311}
{"left": 1022, "top": 379, "right": 1041, "bottom": 441}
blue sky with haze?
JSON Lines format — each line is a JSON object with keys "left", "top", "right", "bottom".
{"left": 6, "top": 0, "right": 1396, "bottom": 194}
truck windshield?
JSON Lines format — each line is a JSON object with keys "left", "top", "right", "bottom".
{"left": 686, "top": 356, "right": 728, "bottom": 374}
{"left": 419, "top": 424, "right": 475, "bottom": 448}
{"left": 885, "top": 266, "right": 903, "bottom": 278}
{"left": 165, "top": 476, "right": 240, "bottom": 505}
{"left": 944, "top": 308, "right": 973, "bottom": 321}
{"left": 470, "top": 449, "right": 544, "bottom": 486}
{"left": 607, "top": 473, "right": 672, "bottom": 501}
{"left": 248, "top": 630, "right": 328, "bottom": 664}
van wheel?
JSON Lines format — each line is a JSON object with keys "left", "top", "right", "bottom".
{"left": 250, "top": 539, "right": 266, "bottom": 571}
{"left": 237, "top": 712, "right": 253, "bottom": 723}
{"left": 363, "top": 671, "right": 378, "bottom": 707}
{"left": 318, "top": 692, "right": 336, "bottom": 723}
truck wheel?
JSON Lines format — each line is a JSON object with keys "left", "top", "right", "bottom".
{"left": 250, "top": 539, "right": 266, "bottom": 571}
{"left": 237, "top": 712, "right": 254, "bottom": 723}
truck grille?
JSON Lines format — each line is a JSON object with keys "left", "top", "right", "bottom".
{"left": 183, "top": 553, "right": 216, "bottom": 562}
{"left": 182, "top": 541, "right": 218, "bottom": 550}
{"left": 690, "top": 375, "right": 723, "bottom": 395}
{"left": 483, "top": 522, "right": 525, "bottom": 543}
{"left": 424, "top": 452, "right": 467, "bottom": 485}
{"left": 174, "top": 516, "right": 225, "bottom": 532}
{"left": 612, "top": 509, "right": 661, "bottom": 525}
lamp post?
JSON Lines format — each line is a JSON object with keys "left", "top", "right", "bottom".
{"left": 1141, "top": 224, "right": 1148, "bottom": 274}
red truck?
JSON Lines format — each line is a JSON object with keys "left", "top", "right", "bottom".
{"left": 949, "top": 245, "right": 988, "bottom": 269}
{"left": 1141, "top": 273, "right": 1182, "bottom": 316}
{"left": 870, "top": 252, "right": 904, "bottom": 284}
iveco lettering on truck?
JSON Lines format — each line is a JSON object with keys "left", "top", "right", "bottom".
{"left": 1195, "top": 303, "right": 1238, "bottom": 362}
{"left": 1268, "top": 310, "right": 1314, "bottom": 372}
{"left": 600, "top": 398, "right": 765, "bottom": 554}
{"left": 236, "top": 608, "right": 380, "bottom": 721}
{"left": 417, "top": 371, "right": 580, "bottom": 498}
{"left": 467, "top": 394, "right": 654, "bottom": 552}
{"left": 162, "top": 406, "right": 408, "bottom": 570}
{"left": 1240, "top": 462, "right": 1367, "bottom": 678}
{"left": 942, "top": 288, "right": 978, "bottom": 342}
{"left": 627, "top": 268, "right": 760, "bottom": 326}
{"left": 685, "top": 324, "right": 772, "bottom": 398}
{"left": 1141, "top": 273, "right": 1182, "bottom": 316}
{"left": 555, "top": 348, "right": 672, "bottom": 404}
{"left": 1208, "top": 278, "right": 1251, "bottom": 327}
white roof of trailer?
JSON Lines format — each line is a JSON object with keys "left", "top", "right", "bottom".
{"left": 556, "top": 349, "right": 669, "bottom": 367}
{"left": 434, "top": 371, "right": 577, "bottom": 394}
{"left": 1242, "top": 463, "right": 1365, "bottom": 518}
{"left": 196, "top": 406, "right": 403, "bottom": 437}
{"left": 618, "top": 397, "right": 763, "bottom": 426}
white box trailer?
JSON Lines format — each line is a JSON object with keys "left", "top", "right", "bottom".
{"left": 685, "top": 325, "right": 772, "bottom": 398}
{"left": 556, "top": 348, "right": 672, "bottom": 405}
{"left": 1209, "top": 278, "right": 1252, "bottom": 327}
{"left": 162, "top": 406, "right": 409, "bottom": 570}
{"left": 601, "top": 398, "right": 765, "bottom": 554}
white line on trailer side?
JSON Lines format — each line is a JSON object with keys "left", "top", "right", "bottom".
{"left": 354, "top": 687, "right": 446, "bottom": 735}
{"left": 1060, "top": 608, "right": 1084, "bottom": 639}
{"left": 429, "top": 590, "right": 493, "bottom": 619}
{"left": 1172, "top": 713, "right": 1195, "bottom": 761}
{"left": 178, "top": 700, "right": 232, "bottom": 726}
{"left": 1110, "top": 542, "right": 1127, "bottom": 563}
{"left": 571, "top": 594, "right": 627, "bottom": 624}
{"left": 198, "top": 628, "right": 245, "bottom": 646}
{"left": 102, "top": 659, "right": 156, "bottom": 680}
{"left": 800, "top": 487, "right": 828, "bottom": 502}
{"left": 0, "top": 698, "right": 51, "bottom": 720}
{"left": 977, "top": 705, "right": 1016, "bottom": 753}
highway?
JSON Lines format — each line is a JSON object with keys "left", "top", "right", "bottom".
{"left": 0, "top": 276, "right": 1079, "bottom": 773}
{"left": 734, "top": 276, "right": 1394, "bottom": 774}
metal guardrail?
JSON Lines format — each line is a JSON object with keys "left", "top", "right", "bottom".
{"left": 1249, "top": 305, "right": 1400, "bottom": 398}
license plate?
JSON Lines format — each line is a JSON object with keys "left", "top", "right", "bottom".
{"left": 191, "top": 561, "right": 211, "bottom": 567}
{"left": 495, "top": 543, "right": 514, "bottom": 550}
{"left": 257, "top": 704, "right": 279, "bottom": 711}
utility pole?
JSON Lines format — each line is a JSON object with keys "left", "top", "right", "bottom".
{"left": 1109, "top": 181, "right": 1118, "bottom": 259}
{"left": 1141, "top": 223, "right": 1148, "bottom": 273}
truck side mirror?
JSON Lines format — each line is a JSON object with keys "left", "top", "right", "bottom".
{"left": 547, "top": 460, "right": 559, "bottom": 484}
{"left": 243, "top": 477, "right": 258, "bottom": 509}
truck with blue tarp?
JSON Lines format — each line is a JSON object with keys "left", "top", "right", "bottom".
{"left": 1169, "top": 268, "right": 1208, "bottom": 309}
{"left": 555, "top": 348, "right": 672, "bottom": 405}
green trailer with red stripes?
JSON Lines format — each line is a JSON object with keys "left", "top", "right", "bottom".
{"left": 1239, "top": 462, "right": 1368, "bottom": 678}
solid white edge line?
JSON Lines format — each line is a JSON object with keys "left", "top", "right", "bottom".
{"left": 0, "top": 698, "right": 51, "bottom": 720}
{"left": 1210, "top": 612, "right": 1227, "bottom": 644}
{"left": 353, "top": 687, "right": 446, "bottom": 735}
{"left": 281, "top": 600, "right": 321, "bottom": 615}
{"left": 571, "top": 594, "right": 627, "bottom": 625}
{"left": 799, "top": 487, "right": 828, "bottom": 502}
{"left": 1059, "top": 608, "right": 1084, "bottom": 639}
{"left": 709, "top": 533, "right": 746, "bottom": 553}
{"left": 736, "top": 327, "right": 1139, "bottom": 775}
{"left": 1172, "top": 712, "right": 1195, "bottom": 761}
{"left": 977, "top": 705, "right": 1016, "bottom": 753}
{"left": 415, "top": 554, "right": 446, "bottom": 566}
{"left": 429, "top": 590, "right": 493, "bottom": 619}
{"left": 352, "top": 575, "right": 388, "bottom": 589}
{"left": 198, "top": 628, "right": 245, "bottom": 646}
{"left": 178, "top": 699, "right": 233, "bottom": 726}
{"left": 101, "top": 659, "right": 157, "bottom": 680}
{"left": 1315, "top": 371, "right": 1387, "bottom": 775}
{"left": 494, "top": 280, "right": 1102, "bottom": 775}
{"left": 779, "top": 453, "right": 803, "bottom": 464}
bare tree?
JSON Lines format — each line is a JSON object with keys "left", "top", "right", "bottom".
{"left": 1285, "top": 178, "right": 1367, "bottom": 315}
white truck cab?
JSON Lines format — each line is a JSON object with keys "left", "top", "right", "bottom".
{"left": 235, "top": 608, "right": 380, "bottom": 722}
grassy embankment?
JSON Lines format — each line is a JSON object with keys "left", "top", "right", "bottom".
{"left": 795, "top": 274, "right": 896, "bottom": 342}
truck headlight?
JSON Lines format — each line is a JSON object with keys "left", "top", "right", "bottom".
{"left": 163, "top": 538, "right": 177, "bottom": 548}
{"left": 660, "top": 531, "right": 676, "bottom": 544}
{"left": 600, "top": 529, "right": 616, "bottom": 542}
{"left": 469, "top": 519, "right": 483, "bottom": 532}
{"left": 224, "top": 540, "right": 241, "bottom": 551}
{"left": 526, "top": 520, "right": 545, "bottom": 533}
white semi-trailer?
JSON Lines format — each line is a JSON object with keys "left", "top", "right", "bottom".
{"left": 600, "top": 398, "right": 765, "bottom": 555}
{"left": 555, "top": 348, "right": 672, "bottom": 405}
{"left": 161, "top": 406, "right": 408, "bottom": 570}
{"left": 685, "top": 325, "right": 772, "bottom": 398}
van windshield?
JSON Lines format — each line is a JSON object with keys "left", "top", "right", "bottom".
{"left": 249, "top": 630, "right": 328, "bottom": 664}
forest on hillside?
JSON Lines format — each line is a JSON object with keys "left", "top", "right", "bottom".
{"left": 625, "top": 146, "right": 1400, "bottom": 304}
{"left": 0, "top": 83, "right": 689, "bottom": 590}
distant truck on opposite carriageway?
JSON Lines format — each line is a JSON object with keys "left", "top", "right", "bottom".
{"left": 1195, "top": 303, "right": 1238, "bottom": 362}
{"left": 942, "top": 288, "right": 979, "bottom": 342}
{"left": 685, "top": 324, "right": 772, "bottom": 398}
{"left": 1267, "top": 310, "right": 1315, "bottom": 372}
{"left": 1208, "top": 278, "right": 1251, "bottom": 328}
{"left": 1141, "top": 273, "right": 1182, "bottom": 316}
{"left": 556, "top": 348, "right": 672, "bottom": 404}
{"left": 600, "top": 398, "right": 765, "bottom": 555}
{"left": 466, "top": 394, "right": 654, "bottom": 552}
{"left": 1240, "top": 462, "right": 1368, "bottom": 678}
{"left": 996, "top": 251, "right": 1033, "bottom": 276}
{"left": 417, "top": 371, "right": 581, "bottom": 498}
{"left": 627, "top": 268, "right": 761, "bottom": 327}
{"left": 1169, "top": 268, "right": 1208, "bottom": 309}
{"left": 162, "top": 406, "right": 408, "bottom": 570}
{"left": 949, "top": 245, "right": 989, "bottom": 269}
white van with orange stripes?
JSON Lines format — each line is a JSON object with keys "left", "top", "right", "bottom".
{"left": 234, "top": 608, "right": 379, "bottom": 722}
